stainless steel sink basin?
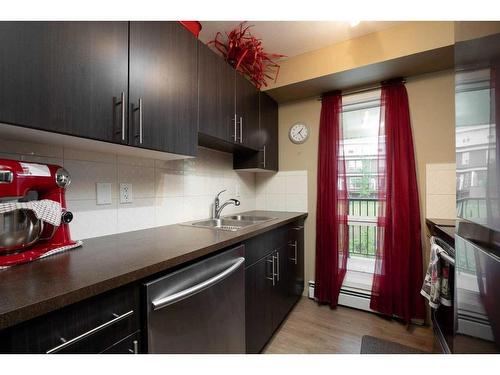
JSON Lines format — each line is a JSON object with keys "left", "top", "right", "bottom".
{"left": 221, "top": 215, "right": 276, "bottom": 223}
{"left": 183, "top": 215, "right": 276, "bottom": 231}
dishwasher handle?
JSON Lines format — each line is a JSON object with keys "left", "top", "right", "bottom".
{"left": 152, "top": 257, "right": 245, "bottom": 311}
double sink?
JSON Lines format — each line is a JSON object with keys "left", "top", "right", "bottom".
{"left": 183, "top": 215, "right": 277, "bottom": 232}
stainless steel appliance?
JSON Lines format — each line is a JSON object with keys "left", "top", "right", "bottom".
{"left": 454, "top": 22, "right": 500, "bottom": 353}
{"left": 144, "top": 245, "right": 245, "bottom": 353}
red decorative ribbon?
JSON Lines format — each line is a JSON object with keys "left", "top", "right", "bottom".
{"left": 209, "top": 22, "right": 285, "bottom": 89}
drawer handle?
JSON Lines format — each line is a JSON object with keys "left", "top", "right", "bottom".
{"left": 46, "top": 310, "right": 134, "bottom": 354}
{"left": 152, "top": 257, "right": 245, "bottom": 311}
{"left": 128, "top": 340, "right": 139, "bottom": 354}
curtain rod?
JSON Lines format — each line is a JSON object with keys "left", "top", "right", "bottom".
{"left": 316, "top": 78, "right": 407, "bottom": 101}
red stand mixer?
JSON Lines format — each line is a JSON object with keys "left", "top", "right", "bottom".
{"left": 0, "top": 159, "right": 80, "bottom": 268}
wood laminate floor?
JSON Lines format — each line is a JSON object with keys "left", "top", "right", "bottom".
{"left": 264, "top": 297, "right": 435, "bottom": 354}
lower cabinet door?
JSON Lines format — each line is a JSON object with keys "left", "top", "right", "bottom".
{"left": 272, "top": 247, "right": 292, "bottom": 328}
{"left": 287, "top": 224, "right": 305, "bottom": 306}
{"left": 245, "top": 254, "right": 275, "bottom": 353}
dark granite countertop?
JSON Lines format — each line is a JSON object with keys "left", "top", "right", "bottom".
{"left": 0, "top": 210, "right": 307, "bottom": 330}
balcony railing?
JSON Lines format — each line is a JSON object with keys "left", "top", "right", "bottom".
{"left": 348, "top": 198, "right": 377, "bottom": 258}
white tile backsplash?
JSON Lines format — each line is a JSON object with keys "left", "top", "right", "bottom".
{"left": 2, "top": 137, "right": 310, "bottom": 240}
{"left": 426, "top": 163, "right": 456, "bottom": 219}
{"left": 256, "top": 170, "right": 308, "bottom": 212}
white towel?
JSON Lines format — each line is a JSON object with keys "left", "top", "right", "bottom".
{"left": 0, "top": 199, "right": 62, "bottom": 227}
{"left": 420, "top": 236, "right": 452, "bottom": 309}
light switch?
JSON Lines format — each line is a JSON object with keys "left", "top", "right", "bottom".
{"left": 96, "top": 183, "right": 112, "bottom": 205}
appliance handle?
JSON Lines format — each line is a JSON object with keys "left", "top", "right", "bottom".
{"left": 46, "top": 310, "right": 134, "bottom": 354}
{"left": 152, "top": 257, "right": 245, "bottom": 311}
{"left": 430, "top": 236, "right": 455, "bottom": 266}
{"left": 438, "top": 250, "right": 455, "bottom": 266}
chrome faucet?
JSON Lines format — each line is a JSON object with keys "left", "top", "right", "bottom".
{"left": 213, "top": 190, "right": 240, "bottom": 219}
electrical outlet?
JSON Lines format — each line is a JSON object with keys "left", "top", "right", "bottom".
{"left": 120, "top": 183, "right": 133, "bottom": 204}
{"left": 96, "top": 183, "right": 112, "bottom": 205}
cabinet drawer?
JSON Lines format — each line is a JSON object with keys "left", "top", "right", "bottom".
{"left": 0, "top": 284, "right": 140, "bottom": 354}
{"left": 244, "top": 226, "right": 288, "bottom": 267}
{"left": 101, "top": 331, "right": 141, "bottom": 354}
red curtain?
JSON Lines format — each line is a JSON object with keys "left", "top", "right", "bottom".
{"left": 370, "top": 79, "right": 425, "bottom": 323}
{"left": 314, "top": 90, "right": 349, "bottom": 308}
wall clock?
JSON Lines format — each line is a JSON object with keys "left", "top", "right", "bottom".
{"left": 289, "top": 122, "right": 310, "bottom": 144}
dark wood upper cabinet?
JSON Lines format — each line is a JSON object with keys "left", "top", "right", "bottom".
{"left": 0, "top": 21, "right": 272, "bottom": 161}
{"left": 198, "top": 41, "right": 236, "bottom": 143}
{"left": 235, "top": 73, "right": 260, "bottom": 150}
{"left": 129, "top": 22, "right": 198, "bottom": 156}
{"left": 0, "top": 22, "right": 129, "bottom": 143}
{"left": 259, "top": 92, "right": 279, "bottom": 170}
{"left": 233, "top": 92, "right": 279, "bottom": 171}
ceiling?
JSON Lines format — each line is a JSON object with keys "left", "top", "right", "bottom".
{"left": 199, "top": 21, "right": 403, "bottom": 59}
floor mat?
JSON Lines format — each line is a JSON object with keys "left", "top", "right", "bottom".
{"left": 360, "top": 335, "right": 428, "bottom": 354}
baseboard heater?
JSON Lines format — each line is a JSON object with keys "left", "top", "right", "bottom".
{"left": 308, "top": 281, "right": 374, "bottom": 313}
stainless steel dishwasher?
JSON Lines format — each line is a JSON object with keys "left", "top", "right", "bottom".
{"left": 144, "top": 245, "right": 245, "bottom": 353}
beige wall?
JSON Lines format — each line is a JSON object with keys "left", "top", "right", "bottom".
{"left": 278, "top": 69, "right": 455, "bottom": 289}
{"left": 268, "top": 22, "right": 454, "bottom": 90}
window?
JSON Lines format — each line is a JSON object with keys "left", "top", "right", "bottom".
{"left": 341, "top": 90, "right": 381, "bottom": 290}
{"left": 342, "top": 90, "right": 380, "bottom": 259}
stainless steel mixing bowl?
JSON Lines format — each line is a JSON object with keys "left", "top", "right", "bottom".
{"left": 0, "top": 209, "right": 44, "bottom": 254}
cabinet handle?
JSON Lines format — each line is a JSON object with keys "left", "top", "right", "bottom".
{"left": 292, "top": 226, "right": 304, "bottom": 231}
{"left": 115, "top": 92, "right": 126, "bottom": 141}
{"left": 289, "top": 241, "right": 298, "bottom": 265}
{"left": 261, "top": 145, "right": 266, "bottom": 168}
{"left": 233, "top": 114, "right": 238, "bottom": 141}
{"left": 274, "top": 251, "right": 280, "bottom": 282}
{"left": 239, "top": 116, "right": 243, "bottom": 143}
{"left": 46, "top": 310, "right": 134, "bottom": 354}
{"left": 133, "top": 340, "right": 139, "bottom": 354}
{"left": 121, "top": 92, "right": 126, "bottom": 141}
{"left": 266, "top": 256, "right": 275, "bottom": 286}
{"left": 133, "top": 98, "right": 144, "bottom": 144}
{"left": 138, "top": 98, "right": 143, "bottom": 144}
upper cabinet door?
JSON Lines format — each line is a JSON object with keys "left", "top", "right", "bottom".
{"left": 198, "top": 42, "right": 236, "bottom": 143}
{"left": 129, "top": 22, "right": 198, "bottom": 156}
{"left": 235, "top": 73, "right": 260, "bottom": 150}
{"left": 259, "top": 92, "right": 279, "bottom": 171}
{"left": 0, "top": 22, "right": 129, "bottom": 143}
